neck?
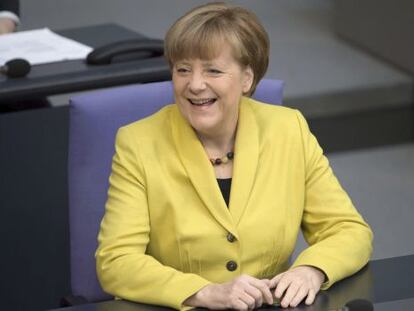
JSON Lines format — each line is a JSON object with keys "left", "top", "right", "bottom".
{"left": 196, "top": 122, "right": 237, "bottom": 157}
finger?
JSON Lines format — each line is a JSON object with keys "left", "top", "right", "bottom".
{"left": 274, "top": 277, "right": 291, "bottom": 299}
{"left": 305, "top": 288, "right": 316, "bottom": 305}
{"left": 247, "top": 278, "right": 273, "bottom": 305}
{"left": 244, "top": 285, "right": 263, "bottom": 308}
{"left": 232, "top": 299, "right": 249, "bottom": 311}
{"left": 239, "top": 292, "right": 256, "bottom": 310}
{"left": 289, "top": 285, "right": 308, "bottom": 307}
{"left": 269, "top": 273, "right": 283, "bottom": 289}
{"left": 280, "top": 282, "right": 300, "bottom": 308}
{"left": 261, "top": 287, "right": 274, "bottom": 306}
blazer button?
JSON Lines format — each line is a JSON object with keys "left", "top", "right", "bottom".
{"left": 226, "top": 260, "right": 238, "bottom": 271}
{"left": 227, "top": 232, "right": 236, "bottom": 243}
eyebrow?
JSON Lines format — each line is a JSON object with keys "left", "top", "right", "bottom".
{"left": 175, "top": 60, "right": 228, "bottom": 69}
{"left": 174, "top": 61, "right": 190, "bottom": 66}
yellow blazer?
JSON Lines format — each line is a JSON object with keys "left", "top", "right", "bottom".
{"left": 96, "top": 97, "right": 373, "bottom": 309}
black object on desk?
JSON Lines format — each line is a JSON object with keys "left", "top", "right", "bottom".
{"left": 0, "top": 23, "right": 171, "bottom": 105}
{"left": 47, "top": 254, "right": 414, "bottom": 311}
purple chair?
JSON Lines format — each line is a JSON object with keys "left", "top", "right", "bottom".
{"left": 67, "top": 79, "right": 284, "bottom": 304}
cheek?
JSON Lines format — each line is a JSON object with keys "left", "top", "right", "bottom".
{"left": 172, "top": 75, "right": 187, "bottom": 93}
{"left": 223, "top": 83, "right": 244, "bottom": 104}
{"left": 172, "top": 82, "right": 183, "bottom": 95}
{"left": 173, "top": 88, "right": 190, "bottom": 110}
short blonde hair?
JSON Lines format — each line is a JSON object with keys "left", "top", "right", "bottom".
{"left": 164, "top": 2, "right": 269, "bottom": 96}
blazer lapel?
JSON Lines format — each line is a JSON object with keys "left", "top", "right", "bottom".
{"left": 229, "top": 98, "right": 259, "bottom": 225}
{"left": 170, "top": 105, "right": 236, "bottom": 235}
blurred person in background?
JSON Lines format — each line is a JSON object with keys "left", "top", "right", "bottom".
{"left": 0, "top": 0, "right": 19, "bottom": 34}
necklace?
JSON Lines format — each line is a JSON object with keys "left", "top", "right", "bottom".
{"left": 209, "top": 151, "right": 234, "bottom": 166}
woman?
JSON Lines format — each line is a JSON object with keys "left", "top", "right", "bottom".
{"left": 96, "top": 2, "right": 373, "bottom": 310}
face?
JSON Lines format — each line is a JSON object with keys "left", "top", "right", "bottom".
{"left": 172, "top": 44, "right": 253, "bottom": 137}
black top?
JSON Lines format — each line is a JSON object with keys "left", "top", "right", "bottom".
{"left": 217, "top": 178, "right": 232, "bottom": 207}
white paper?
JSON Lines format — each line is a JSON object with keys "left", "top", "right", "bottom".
{"left": 0, "top": 28, "right": 93, "bottom": 66}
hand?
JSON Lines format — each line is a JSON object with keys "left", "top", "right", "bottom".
{"left": 269, "top": 266, "right": 325, "bottom": 308}
{"left": 0, "top": 18, "right": 16, "bottom": 35}
{"left": 184, "top": 274, "right": 274, "bottom": 310}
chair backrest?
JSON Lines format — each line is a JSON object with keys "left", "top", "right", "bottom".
{"left": 68, "top": 79, "right": 284, "bottom": 302}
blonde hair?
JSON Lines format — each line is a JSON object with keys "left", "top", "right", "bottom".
{"left": 164, "top": 2, "right": 269, "bottom": 96}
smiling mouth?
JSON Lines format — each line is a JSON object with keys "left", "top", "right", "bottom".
{"left": 188, "top": 98, "right": 217, "bottom": 106}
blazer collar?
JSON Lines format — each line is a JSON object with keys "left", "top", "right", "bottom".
{"left": 230, "top": 98, "right": 259, "bottom": 225}
{"left": 170, "top": 97, "right": 259, "bottom": 233}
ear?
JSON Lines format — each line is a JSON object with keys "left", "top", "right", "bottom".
{"left": 242, "top": 66, "right": 254, "bottom": 94}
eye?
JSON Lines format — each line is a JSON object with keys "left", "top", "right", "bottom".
{"left": 175, "top": 65, "right": 191, "bottom": 75}
{"left": 207, "top": 68, "right": 222, "bottom": 74}
{"left": 175, "top": 66, "right": 190, "bottom": 74}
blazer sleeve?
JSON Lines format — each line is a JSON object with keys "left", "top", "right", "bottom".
{"left": 96, "top": 127, "right": 210, "bottom": 310}
{"left": 290, "top": 110, "right": 373, "bottom": 289}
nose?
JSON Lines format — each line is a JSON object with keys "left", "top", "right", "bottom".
{"left": 188, "top": 70, "right": 206, "bottom": 93}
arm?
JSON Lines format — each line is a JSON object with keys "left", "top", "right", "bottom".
{"left": 0, "top": 17, "right": 16, "bottom": 34}
{"left": 96, "top": 127, "right": 210, "bottom": 310}
{"left": 290, "top": 110, "right": 373, "bottom": 285}
{"left": 270, "top": 111, "right": 373, "bottom": 308}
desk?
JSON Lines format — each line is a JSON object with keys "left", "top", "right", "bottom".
{"left": 48, "top": 254, "right": 414, "bottom": 311}
{"left": 0, "top": 23, "right": 171, "bottom": 104}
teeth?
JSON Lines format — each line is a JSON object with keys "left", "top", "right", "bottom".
{"left": 190, "top": 98, "right": 215, "bottom": 105}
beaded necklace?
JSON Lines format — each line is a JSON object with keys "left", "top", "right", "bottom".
{"left": 209, "top": 151, "right": 234, "bottom": 166}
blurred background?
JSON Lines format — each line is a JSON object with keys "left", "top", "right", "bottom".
{"left": 1, "top": 0, "right": 413, "bottom": 310}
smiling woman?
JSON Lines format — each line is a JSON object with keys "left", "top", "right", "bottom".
{"left": 96, "top": 2, "right": 373, "bottom": 310}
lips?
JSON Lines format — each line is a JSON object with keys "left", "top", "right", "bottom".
{"left": 188, "top": 98, "right": 217, "bottom": 106}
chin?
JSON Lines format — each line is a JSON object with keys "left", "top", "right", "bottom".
{"left": 189, "top": 118, "right": 219, "bottom": 134}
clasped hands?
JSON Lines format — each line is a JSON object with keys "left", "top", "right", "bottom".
{"left": 185, "top": 266, "right": 326, "bottom": 310}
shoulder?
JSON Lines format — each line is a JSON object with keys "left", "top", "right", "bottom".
{"left": 118, "top": 104, "right": 175, "bottom": 140}
{"left": 244, "top": 97, "right": 306, "bottom": 134}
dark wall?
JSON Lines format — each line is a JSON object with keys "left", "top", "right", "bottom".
{"left": 0, "top": 107, "right": 70, "bottom": 311}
